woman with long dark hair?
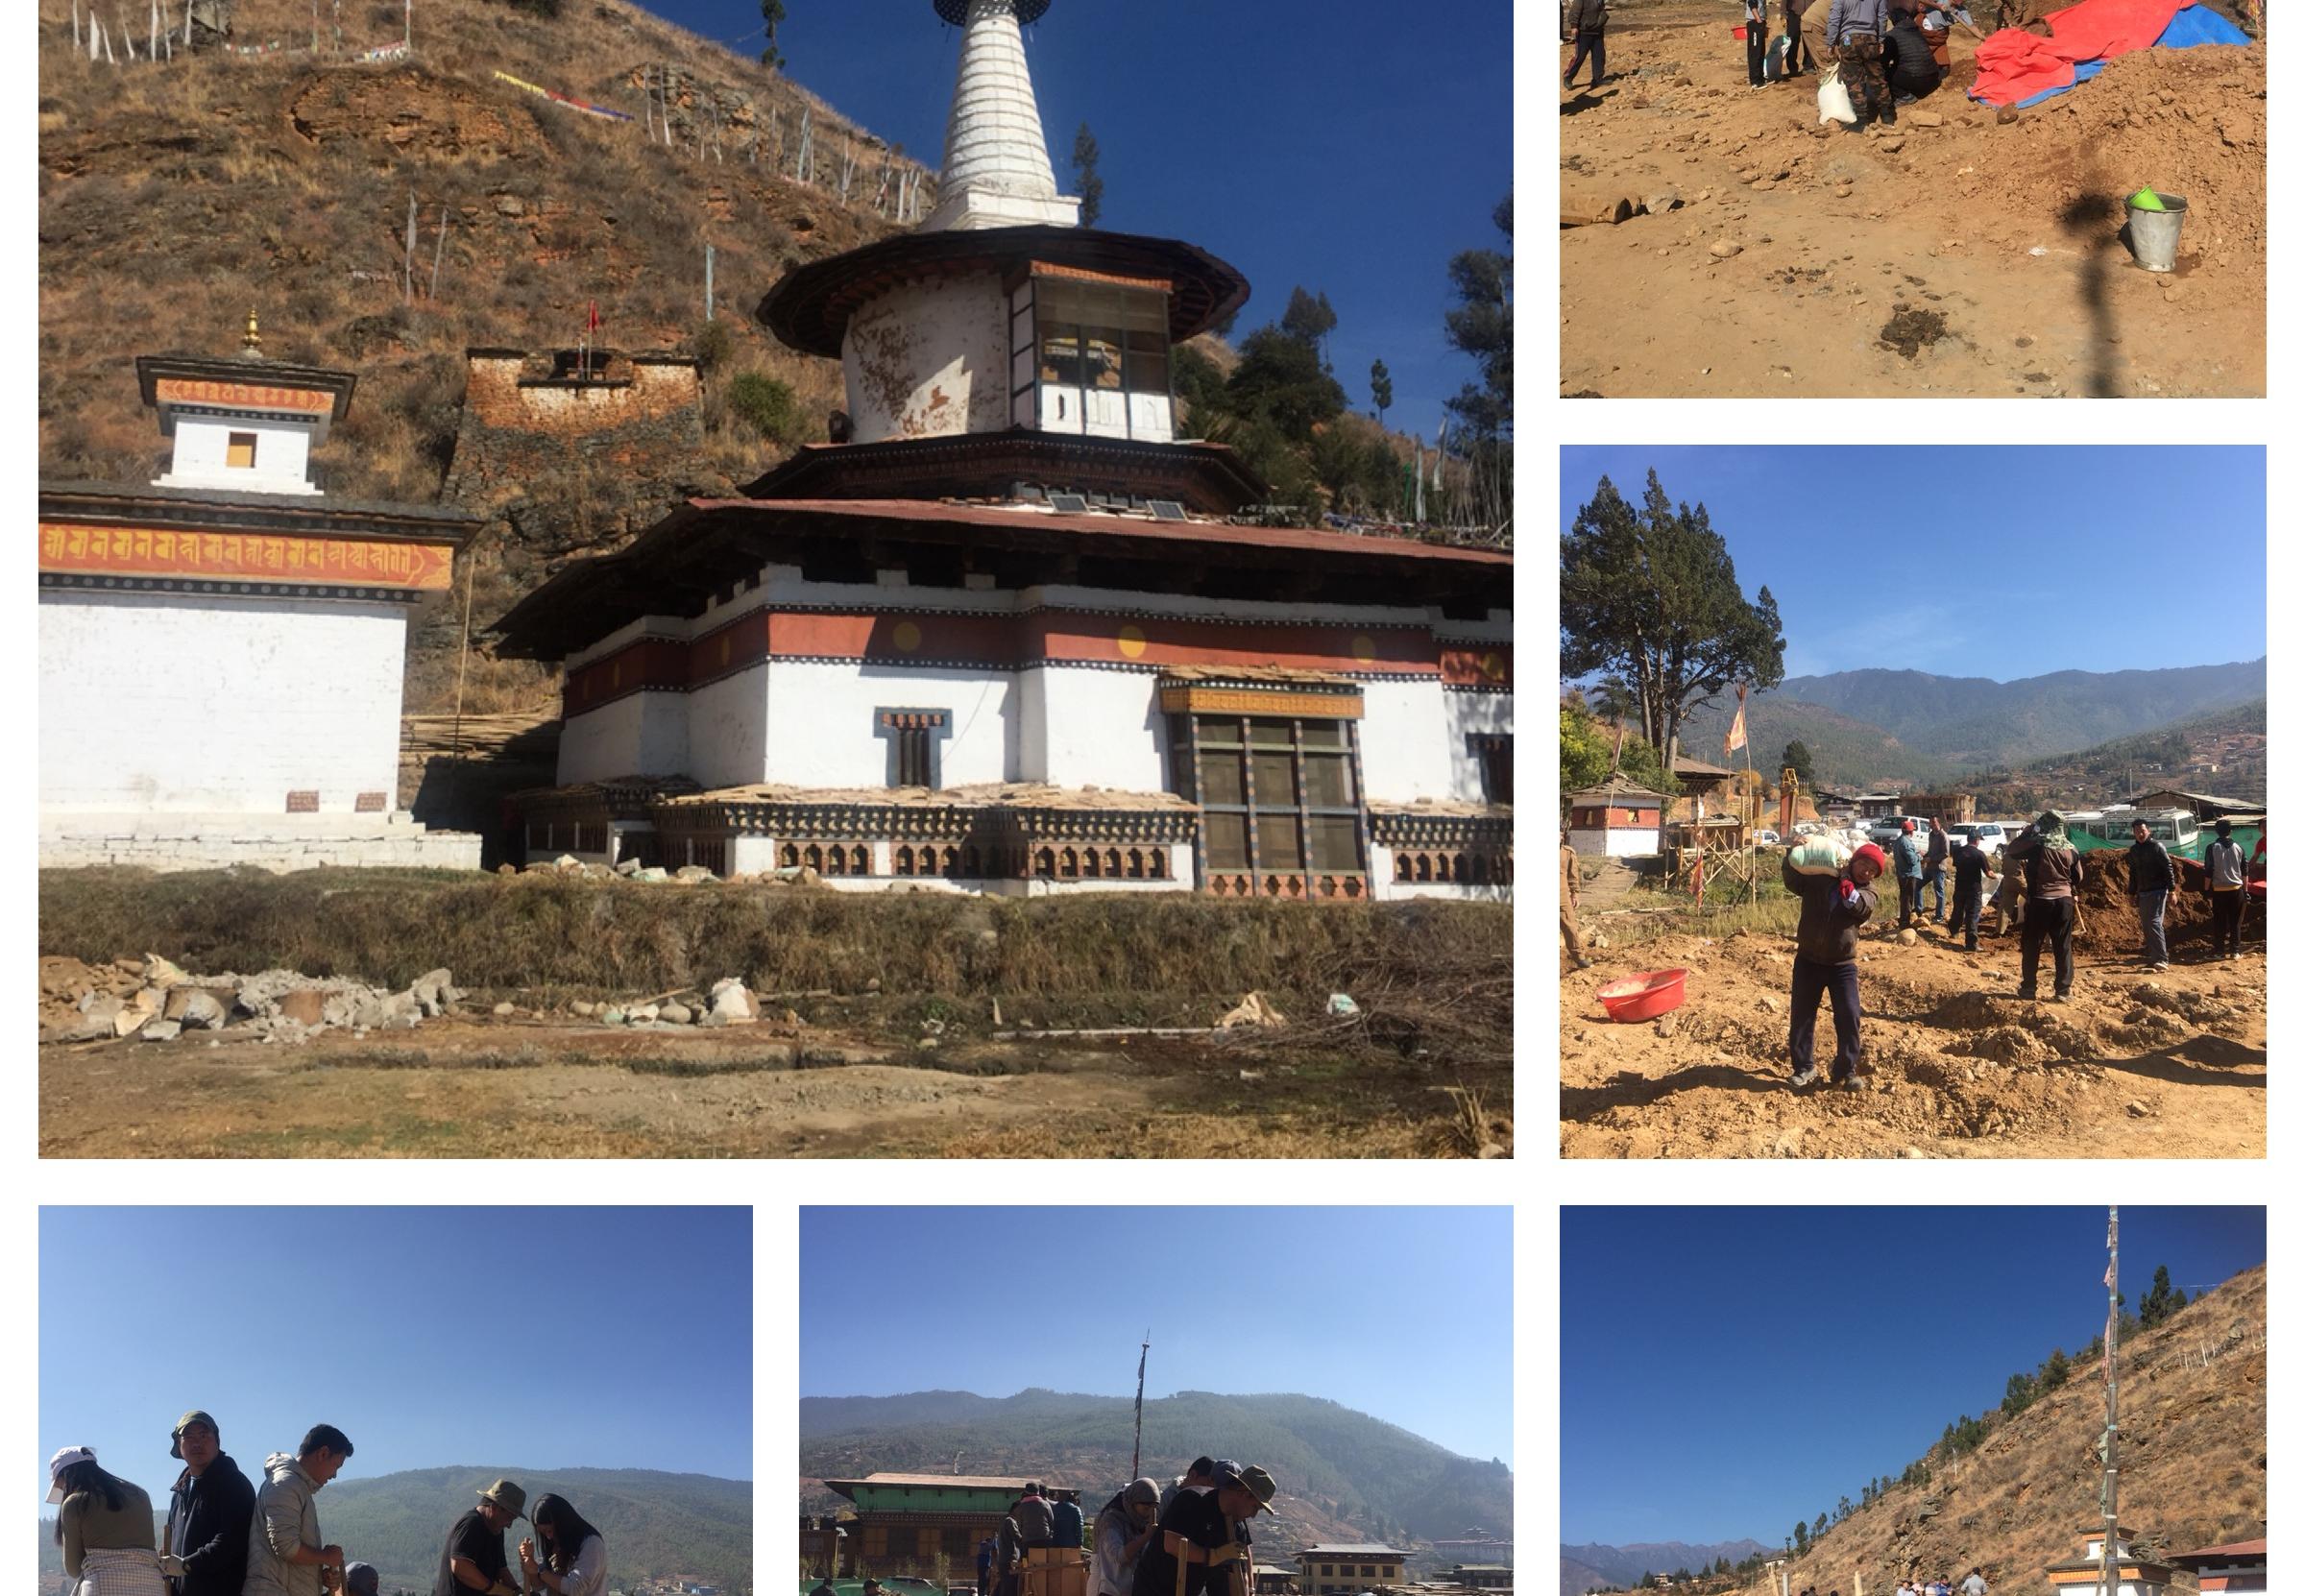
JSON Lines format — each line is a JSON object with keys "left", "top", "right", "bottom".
{"left": 49, "top": 1447, "right": 166, "bottom": 1596}
{"left": 519, "top": 1496, "right": 607, "bottom": 1596}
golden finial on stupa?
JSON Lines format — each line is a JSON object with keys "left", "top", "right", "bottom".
{"left": 242, "top": 310, "right": 262, "bottom": 355}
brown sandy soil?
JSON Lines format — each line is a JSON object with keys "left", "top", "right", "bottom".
{"left": 1558, "top": 5, "right": 2265, "bottom": 396}
{"left": 1559, "top": 916, "right": 2264, "bottom": 1158}
{"left": 38, "top": 1018, "right": 1506, "bottom": 1159}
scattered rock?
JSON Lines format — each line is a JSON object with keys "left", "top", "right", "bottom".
{"left": 1657, "top": 1011, "right": 1681, "bottom": 1039}
{"left": 660, "top": 1001, "right": 692, "bottom": 1026}
{"left": 410, "top": 968, "right": 455, "bottom": 1017}
{"left": 1759, "top": 995, "right": 1784, "bottom": 1013}
{"left": 571, "top": 1000, "right": 596, "bottom": 1017}
{"left": 174, "top": 990, "right": 230, "bottom": 1030}
{"left": 673, "top": 864, "right": 716, "bottom": 883}
{"left": 1900, "top": 928, "right": 1921, "bottom": 944}
{"left": 1708, "top": 237, "right": 1744, "bottom": 258}
{"left": 493, "top": 1001, "right": 517, "bottom": 1017}
{"left": 277, "top": 989, "right": 326, "bottom": 1028}
{"left": 1220, "top": 991, "right": 1288, "bottom": 1029}
{"left": 143, "top": 953, "right": 192, "bottom": 988}
{"left": 1644, "top": 186, "right": 1683, "bottom": 213}
{"left": 1908, "top": 109, "right": 1943, "bottom": 126}
{"left": 2125, "top": 1100, "right": 2151, "bottom": 1118}
{"left": 141, "top": 1019, "right": 183, "bottom": 1042}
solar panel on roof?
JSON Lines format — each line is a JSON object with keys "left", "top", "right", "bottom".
{"left": 1149, "top": 499, "right": 1188, "bottom": 520}
{"left": 1048, "top": 492, "right": 1089, "bottom": 514}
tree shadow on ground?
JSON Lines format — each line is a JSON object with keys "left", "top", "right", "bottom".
{"left": 2074, "top": 1045, "right": 2267, "bottom": 1089}
{"left": 2057, "top": 185, "right": 2126, "bottom": 397}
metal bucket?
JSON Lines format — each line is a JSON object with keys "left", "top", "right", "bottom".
{"left": 2124, "top": 193, "right": 2187, "bottom": 272}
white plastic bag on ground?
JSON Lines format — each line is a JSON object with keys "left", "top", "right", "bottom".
{"left": 1818, "top": 63, "right": 1856, "bottom": 124}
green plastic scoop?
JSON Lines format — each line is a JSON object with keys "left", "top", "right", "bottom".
{"left": 2131, "top": 186, "right": 2168, "bottom": 211}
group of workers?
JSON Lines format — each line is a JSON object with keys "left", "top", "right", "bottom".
{"left": 49, "top": 1415, "right": 608, "bottom": 1596}
{"left": 1777, "top": 810, "right": 2261, "bottom": 1086}
{"left": 1561, "top": 0, "right": 1966, "bottom": 126}
{"left": 952, "top": 1459, "right": 1277, "bottom": 1596}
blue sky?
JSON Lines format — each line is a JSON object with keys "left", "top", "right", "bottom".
{"left": 1561, "top": 1206, "right": 2266, "bottom": 1547}
{"left": 38, "top": 1207, "right": 751, "bottom": 1509}
{"left": 801, "top": 1207, "right": 1515, "bottom": 1463}
{"left": 1560, "top": 447, "right": 2268, "bottom": 680}
{"left": 645, "top": 0, "right": 1515, "bottom": 443}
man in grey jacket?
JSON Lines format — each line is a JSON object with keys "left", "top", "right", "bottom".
{"left": 1826, "top": 0, "right": 1895, "bottom": 127}
{"left": 242, "top": 1427, "right": 352, "bottom": 1596}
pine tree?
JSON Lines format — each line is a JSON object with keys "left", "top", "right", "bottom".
{"left": 2140, "top": 1265, "right": 2189, "bottom": 1328}
{"left": 760, "top": 0, "right": 786, "bottom": 68}
{"left": 1071, "top": 123, "right": 1104, "bottom": 227}
{"left": 1370, "top": 358, "right": 1394, "bottom": 426}
{"left": 1782, "top": 739, "right": 1815, "bottom": 786}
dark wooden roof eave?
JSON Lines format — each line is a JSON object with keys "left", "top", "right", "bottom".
{"left": 760, "top": 225, "right": 1251, "bottom": 358}
{"left": 133, "top": 353, "right": 359, "bottom": 421}
{"left": 489, "top": 498, "right": 1511, "bottom": 662}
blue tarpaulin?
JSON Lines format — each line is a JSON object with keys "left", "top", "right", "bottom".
{"left": 2003, "top": 1, "right": 2251, "bottom": 106}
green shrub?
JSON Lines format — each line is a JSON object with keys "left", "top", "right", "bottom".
{"left": 726, "top": 371, "right": 803, "bottom": 444}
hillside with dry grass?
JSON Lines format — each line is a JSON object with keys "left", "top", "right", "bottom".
{"left": 38, "top": 0, "right": 939, "bottom": 717}
{"left": 1755, "top": 1265, "right": 2264, "bottom": 1595}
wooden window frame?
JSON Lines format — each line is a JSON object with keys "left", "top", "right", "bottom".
{"left": 1178, "top": 711, "right": 1368, "bottom": 881}
{"left": 226, "top": 430, "right": 257, "bottom": 469}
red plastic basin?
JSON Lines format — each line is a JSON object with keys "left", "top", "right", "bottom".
{"left": 1597, "top": 967, "right": 1689, "bottom": 1023}
{"left": 1732, "top": 22, "right": 1749, "bottom": 36}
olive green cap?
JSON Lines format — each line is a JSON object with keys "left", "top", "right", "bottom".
{"left": 170, "top": 1411, "right": 219, "bottom": 1460}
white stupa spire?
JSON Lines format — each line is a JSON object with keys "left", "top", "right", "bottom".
{"left": 922, "top": 0, "right": 1081, "bottom": 231}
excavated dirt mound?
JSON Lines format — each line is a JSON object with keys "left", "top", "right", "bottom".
{"left": 2069, "top": 848, "right": 2244, "bottom": 952}
{"left": 1558, "top": 4, "right": 2266, "bottom": 396}
{"left": 1560, "top": 918, "right": 2264, "bottom": 1158}
{"left": 1978, "top": 46, "right": 2266, "bottom": 268}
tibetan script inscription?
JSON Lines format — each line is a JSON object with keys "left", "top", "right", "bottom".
{"left": 38, "top": 522, "right": 455, "bottom": 591}
{"left": 153, "top": 377, "right": 337, "bottom": 414}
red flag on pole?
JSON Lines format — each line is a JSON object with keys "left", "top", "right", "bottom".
{"left": 588, "top": 301, "right": 600, "bottom": 332}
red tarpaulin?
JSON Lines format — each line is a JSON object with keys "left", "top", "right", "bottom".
{"left": 1968, "top": 0, "right": 2187, "bottom": 104}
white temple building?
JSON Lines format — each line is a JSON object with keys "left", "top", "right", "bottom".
{"left": 490, "top": 0, "right": 1513, "bottom": 899}
{"left": 38, "top": 318, "right": 483, "bottom": 870}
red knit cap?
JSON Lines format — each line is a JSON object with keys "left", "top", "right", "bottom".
{"left": 1852, "top": 843, "right": 1889, "bottom": 874}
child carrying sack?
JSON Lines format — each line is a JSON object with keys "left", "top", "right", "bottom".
{"left": 1817, "top": 62, "right": 1857, "bottom": 123}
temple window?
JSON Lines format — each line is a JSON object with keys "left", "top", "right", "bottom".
{"left": 1469, "top": 732, "right": 1514, "bottom": 804}
{"left": 1019, "top": 273, "right": 1174, "bottom": 442}
{"left": 876, "top": 707, "right": 951, "bottom": 789}
{"left": 226, "top": 431, "right": 257, "bottom": 469}
{"left": 1182, "top": 713, "right": 1366, "bottom": 876}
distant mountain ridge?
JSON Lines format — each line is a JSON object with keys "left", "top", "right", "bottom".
{"left": 1560, "top": 1541, "right": 1775, "bottom": 1595}
{"left": 38, "top": 1466, "right": 749, "bottom": 1594}
{"left": 1679, "top": 659, "right": 2265, "bottom": 787}
{"left": 800, "top": 1389, "right": 1511, "bottom": 1550}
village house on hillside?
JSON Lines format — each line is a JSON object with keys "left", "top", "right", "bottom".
{"left": 36, "top": 318, "right": 483, "bottom": 869}
{"left": 487, "top": 0, "right": 1514, "bottom": 899}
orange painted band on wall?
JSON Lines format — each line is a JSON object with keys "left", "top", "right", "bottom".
{"left": 38, "top": 521, "right": 455, "bottom": 590}
{"left": 153, "top": 377, "right": 337, "bottom": 414}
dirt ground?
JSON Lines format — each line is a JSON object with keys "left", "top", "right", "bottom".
{"left": 38, "top": 1011, "right": 1508, "bottom": 1160}
{"left": 1560, "top": 908, "right": 2266, "bottom": 1158}
{"left": 1558, "top": 3, "right": 2266, "bottom": 396}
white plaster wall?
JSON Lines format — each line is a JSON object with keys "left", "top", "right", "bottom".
{"left": 1570, "top": 826, "right": 1659, "bottom": 858}
{"left": 689, "top": 668, "right": 771, "bottom": 789}
{"left": 41, "top": 591, "right": 404, "bottom": 813}
{"left": 1446, "top": 689, "right": 1516, "bottom": 801}
{"left": 764, "top": 660, "right": 1016, "bottom": 788}
{"left": 1020, "top": 667, "right": 1169, "bottom": 790}
{"left": 159, "top": 416, "right": 317, "bottom": 494}
{"left": 841, "top": 274, "right": 1011, "bottom": 444}
{"left": 1359, "top": 679, "right": 1459, "bottom": 806}
{"left": 557, "top": 692, "right": 691, "bottom": 785}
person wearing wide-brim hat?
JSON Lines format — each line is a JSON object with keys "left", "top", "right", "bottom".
{"left": 434, "top": 1482, "right": 526, "bottom": 1596}
{"left": 1132, "top": 1463, "right": 1274, "bottom": 1596}
{"left": 51, "top": 1445, "right": 168, "bottom": 1596}
{"left": 161, "top": 1410, "right": 255, "bottom": 1596}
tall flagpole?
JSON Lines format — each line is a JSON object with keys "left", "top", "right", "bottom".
{"left": 2099, "top": 1207, "right": 2120, "bottom": 1596}
{"left": 1131, "top": 1332, "right": 1151, "bottom": 1479}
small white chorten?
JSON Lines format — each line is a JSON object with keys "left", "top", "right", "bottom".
{"left": 922, "top": 0, "right": 1081, "bottom": 231}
